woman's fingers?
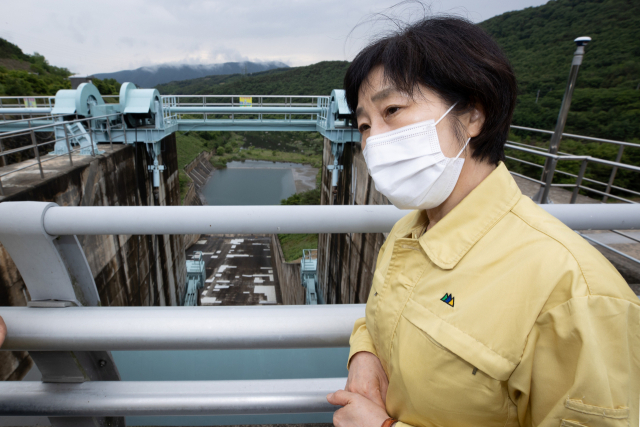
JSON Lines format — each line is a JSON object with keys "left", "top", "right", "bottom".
{"left": 327, "top": 390, "right": 354, "bottom": 406}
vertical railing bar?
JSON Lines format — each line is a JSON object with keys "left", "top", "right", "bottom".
{"left": 540, "top": 157, "right": 558, "bottom": 204}
{"left": 122, "top": 114, "right": 128, "bottom": 145}
{"left": 602, "top": 145, "right": 624, "bottom": 203}
{"left": 571, "top": 159, "right": 588, "bottom": 204}
{"left": 106, "top": 115, "right": 113, "bottom": 152}
{"left": 29, "top": 123, "right": 44, "bottom": 179}
{"left": 0, "top": 136, "right": 5, "bottom": 167}
{"left": 87, "top": 119, "right": 96, "bottom": 157}
{"left": 62, "top": 122, "right": 74, "bottom": 167}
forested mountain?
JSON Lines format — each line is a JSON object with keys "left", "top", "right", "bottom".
{"left": 481, "top": 0, "right": 639, "bottom": 141}
{"left": 157, "top": 61, "right": 351, "bottom": 96}
{"left": 94, "top": 61, "right": 289, "bottom": 88}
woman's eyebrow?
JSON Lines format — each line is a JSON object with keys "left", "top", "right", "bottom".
{"left": 371, "top": 87, "right": 399, "bottom": 103}
{"left": 356, "top": 87, "right": 401, "bottom": 118}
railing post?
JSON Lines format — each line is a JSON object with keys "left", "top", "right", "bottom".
{"left": 62, "top": 123, "right": 73, "bottom": 166}
{"left": 0, "top": 138, "right": 5, "bottom": 167}
{"left": 87, "top": 120, "right": 96, "bottom": 157}
{"left": 571, "top": 159, "right": 589, "bottom": 204}
{"left": 29, "top": 126, "right": 45, "bottom": 179}
{"left": 106, "top": 115, "right": 113, "bottom": 152}
{"left": 602, "top": 144, "right": 624, "bottom": 203}
{"left": 122, "top": 114, "right": 128, "bottom": 145}
{"left": 539, "top": 157, "right": 557, "bottom": 204}
{"left": 0, "top": 202, "right": 123, "bottom": 427}
{"left": 535, "top": 36, "right": 591, "bottom": 203}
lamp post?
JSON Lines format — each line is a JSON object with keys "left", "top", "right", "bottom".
{"left": 534, "top": 36, "right": 591, "bottom": 204}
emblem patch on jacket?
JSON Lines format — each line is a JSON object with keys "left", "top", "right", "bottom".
{"left": 440, "top": 293, "right": 454, "bottom": 307}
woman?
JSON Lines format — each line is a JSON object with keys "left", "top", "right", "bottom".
{"left": 326, "top": 16, "right": 638, "bottom": 427}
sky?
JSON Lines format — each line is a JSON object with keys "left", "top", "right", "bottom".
{"left": 0, "top": 0, "right": 549, "bottom": 75}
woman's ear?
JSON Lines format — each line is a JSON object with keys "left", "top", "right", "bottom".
{"left": 467, "top": 104, "right": 485, "bottom": 138}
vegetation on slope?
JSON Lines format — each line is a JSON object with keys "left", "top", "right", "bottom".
{"left": 0, "top": 37, "right": 122, "bottom": 97}
{"left": 481, "top": 0, "right": 640, "bottom": 141}
{"left": 157, "top": 61, "right": 351, "bottom": 96}
{"left": 277, "top": 173, "right": 322, "bottom": 262}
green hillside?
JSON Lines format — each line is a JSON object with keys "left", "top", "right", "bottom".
{"left": 481, "top": 0, "right": 640, "bottom": 141}
{"left": 0, "top": 38, "right": 120, "bottom": 96}
{"left": 157, "top": 61, "right": 351, "bottom": 96}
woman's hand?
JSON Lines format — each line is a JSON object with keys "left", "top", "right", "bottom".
{"left": 0, "top": 316, "right": 6, "bottom": 348}
{"left": 344, "top": 351, "right": 389, "bottom": 408}
{"left": 327, "top": 390, "right": 390, "bottom": 427}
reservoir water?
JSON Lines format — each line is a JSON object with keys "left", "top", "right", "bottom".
{"left": 201, "top": 160, "right": 299, "bottom": 205}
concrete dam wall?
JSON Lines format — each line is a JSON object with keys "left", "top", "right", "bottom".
{"left": 0, "top": 134, "right": 187, "bottom": 381}
{"left": 317, "top": 138, "right": 390, "bottom": 305}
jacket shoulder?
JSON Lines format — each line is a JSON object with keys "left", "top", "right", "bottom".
{"left": 510, "top": 197, "right": 637, "bottom": 303}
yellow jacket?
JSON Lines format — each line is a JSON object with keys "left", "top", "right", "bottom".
{"left": 348, "top": 163, "right": 639, "bottom": 427}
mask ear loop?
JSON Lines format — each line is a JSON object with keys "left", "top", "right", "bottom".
{"left": 453, "top": 137, "right": 471, "bottom": 160}
{"left": 435, "top": 102, "right": 458, "bottom": 126}
{"left": 435, "top": 102, "right": 468, "bottom": 160}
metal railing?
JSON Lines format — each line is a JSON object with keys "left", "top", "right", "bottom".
{"left": 504, "top": 125, "right": 640, "bottom": 266}
{"left": 0, "top": 202, "right": 639, "bottom": 420}
{"left": 164, "top": 95, "right": 328, "bottom": 128}
{"left": 507, "top": 125, "right": 640, "bottom": 204}
{"left": 0, "top": 113, "right": 128, "bottom": 196}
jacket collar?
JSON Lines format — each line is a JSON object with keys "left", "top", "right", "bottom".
{"left": 394, "top": 162, "right": 522, "bottom": 270}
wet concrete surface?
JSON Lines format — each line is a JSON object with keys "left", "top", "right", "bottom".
{"left": 187, "top": 234, "right": 282, "bottom": 305}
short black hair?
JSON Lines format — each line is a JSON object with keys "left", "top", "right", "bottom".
{"left": 344, "top": 16, "right": 517, "bottom": 165}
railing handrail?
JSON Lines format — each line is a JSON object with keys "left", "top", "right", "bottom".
{"left": 505, "top": 143, "right": 640, "bottom": 173}
{"left": 1, "top": 203, "right": 639, "bottom": 237}
{"left": 510, "top": 125, "right": 640, "bottom": 148}
{"left": 0, "top": 305, "right": 364, "bottom": 351}
{"left": 0, "top": 112, "right": 122, "bottom": 139}
{"left": 0, "top": 378, "right": 344, "bottom": 416}
{"left": 165, "top": 95, "right": 328, "bottom": 99}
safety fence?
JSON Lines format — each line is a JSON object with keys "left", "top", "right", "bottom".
{"left": 506, "top": 125, "right": 640, "bottom": 204}
{"left": 0, "top": 203, "right": 638, "bottom": 421}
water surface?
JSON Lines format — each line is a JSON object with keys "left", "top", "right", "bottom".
{"left": 201, "top": 161, "right": 298, "bottom": 205}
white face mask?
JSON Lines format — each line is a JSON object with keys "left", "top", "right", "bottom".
{"left": 363, "top": 103, "right": 470, "bottom": 210}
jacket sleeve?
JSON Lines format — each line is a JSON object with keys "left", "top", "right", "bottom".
{"left": 508, "top": 295, "right": 639, "bottom": 427}
{"left": 346, "top": 316, "right": 378, "bottom": 369}
{"left": 346, "top": 230, "right": 396, "bottom": 370}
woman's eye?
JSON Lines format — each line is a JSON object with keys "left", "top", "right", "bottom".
{"left": 358, "top": 124, "right": 370, "bottom": 133}
{"left": 386, "top": 106, "right": 400, "bottom": 116}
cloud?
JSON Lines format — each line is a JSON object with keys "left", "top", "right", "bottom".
{"left": 1, "top": 0, "right": 549, "bottom": 74}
